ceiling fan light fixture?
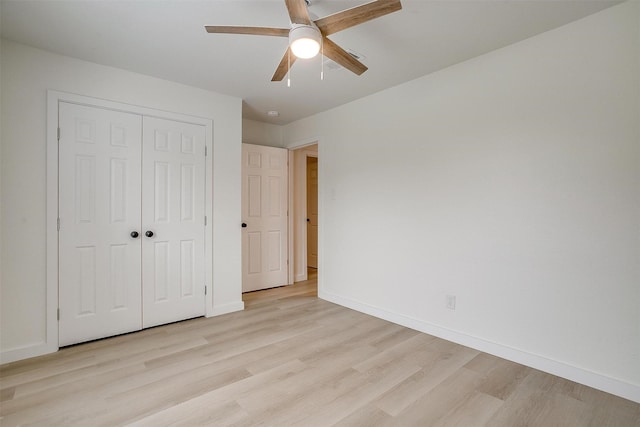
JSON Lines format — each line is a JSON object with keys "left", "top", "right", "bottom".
{"left": 289, "top": 25, "right": 321, "bottom": 59}
{"left": 205, "top": 0, "right": 403, "bottom": 81}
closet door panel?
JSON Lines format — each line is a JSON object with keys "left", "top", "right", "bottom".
{"left": 142, "top": 117, "right": 206, "bottom": 328}
{"left": 58, "top": 102, "right": 143, "bottom": 346}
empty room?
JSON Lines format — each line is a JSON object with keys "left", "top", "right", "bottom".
{"left": 1, "top": 0, "right": 638, "bottom": 425}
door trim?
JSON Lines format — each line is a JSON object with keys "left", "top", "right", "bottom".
{"left": 43, "top": 90, "right": 213, "bottom": 358}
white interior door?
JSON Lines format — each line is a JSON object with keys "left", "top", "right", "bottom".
{"left": 242, "top": 144, "right": 288, "bottom": 292}
{"left": 141, "top": 117, "right": 206, "bottom": 328}
{"left": 58, "top": 102, "right": 143, "bottom": 346}
{"left": 306, "top": 157, "right": 318, "bottom": 269}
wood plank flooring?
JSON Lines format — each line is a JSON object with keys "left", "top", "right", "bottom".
{"left": 1, "top": 270, "right": 638, "bottom": 426}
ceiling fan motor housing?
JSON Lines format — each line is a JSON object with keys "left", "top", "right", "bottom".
{"left": 289, "top": 24, "right": 322, "bottom": 59}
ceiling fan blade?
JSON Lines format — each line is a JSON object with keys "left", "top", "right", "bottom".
{"left": 272, "top": 47, "right": 298, "bottom": 81}
{"left": 285, "top": 0, "right": 312, "bottom": 25}
{"left": 205, "top": 26, "right": 289, "bottom": 37}
{"left": 315, "top": 0, "right": 402, "bottom": 36}
{"left": 322, "top": 37, "right": 368, "bottom": 76}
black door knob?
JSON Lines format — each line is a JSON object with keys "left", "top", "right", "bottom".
{"left": 241, "top": 223, "right": 247, "bottom": 228}
{"left": 130, "top": 231, "right": 139, "bottom": 238}
{"left": 145, "top": 230, "right": 154, "bottom": 238}
{"left": 307, "top": 218, "right": 310, "bottom": 222}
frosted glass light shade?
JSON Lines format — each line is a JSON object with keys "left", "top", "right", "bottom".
{"left": 289, "top": 25, "right": 321, "bottom": 59}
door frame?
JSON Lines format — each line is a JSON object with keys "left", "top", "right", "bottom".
{"left": 45, "top": 90, "right": 213, "bottom": 356}
{"left": 287, "top": 143, "right": 318, "bottom": 283}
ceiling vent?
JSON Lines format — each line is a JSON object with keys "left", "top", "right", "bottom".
{"left": 347, "top": 49, "right": 365, "bottom": 60}
{"left": 323, "top": 49, "right": 366, "bottom": 71}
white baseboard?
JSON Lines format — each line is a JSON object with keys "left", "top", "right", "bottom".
{"left": 2, "top": 301, "right": 246, "bottom": 365}
{"left": 319, "top": 289, "right": 640, "bottom": 404}
{"left": 1, "top": 341, "right": 58, "bottom": 365}
{"left": 209, "top": 300, "right": 245, "bottom": 317}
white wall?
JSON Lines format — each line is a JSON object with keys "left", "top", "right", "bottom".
{"left": 283, "top": 1, "right": 640, "bottom": 402}
{"left": 242, "top": 119, "right": 283, "bottom": 147}
{"left": 0, "top": 40, "right": 244, "bottom": 361}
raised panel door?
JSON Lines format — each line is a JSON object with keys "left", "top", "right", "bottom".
{"left": 58, "top": 102, "right": 143, "bottom": 346}
{"left": 241, "top": 144, "right": 288, "bottom": 292}
{"left": 141, "top": 117, "right": 206, "bottom": 328}
{"left": 306, "top": 156, "right": 318, "bottom": 268}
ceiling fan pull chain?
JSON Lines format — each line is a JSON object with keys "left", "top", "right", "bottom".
{"left": 321, "top": 37, "right": 324, "bottom": 81}
{"left": 288, "top": 48, "right": 291, "bottom": 88}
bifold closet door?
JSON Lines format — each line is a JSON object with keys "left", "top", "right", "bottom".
{"left": 58, "top": 102, "right": 143, "bottom": 347}
{"left": 141, "top": 117, "right": 206, "bottom": 328}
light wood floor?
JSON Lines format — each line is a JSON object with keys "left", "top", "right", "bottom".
{"left": 1, "top": 270, "right": 638, "bottom": 426}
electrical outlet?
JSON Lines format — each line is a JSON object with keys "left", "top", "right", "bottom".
{"left": 446, "top": 295, "right": 456, "bottom": 310}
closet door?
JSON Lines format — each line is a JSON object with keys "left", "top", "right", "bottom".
{"left": 58, "top": 102, "right": 143, "bottom": 346}
{"left": 141, "top": 117, "right": 206, "bottom": 328}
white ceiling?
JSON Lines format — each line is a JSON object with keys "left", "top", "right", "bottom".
{"left": 0, "top": 0, "right": 622, "bottom": 125}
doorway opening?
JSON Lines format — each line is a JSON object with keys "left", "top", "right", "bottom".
{"left": 306, "top": 156, "right": 318, "bottom": 271}
{"left": 290, "top": 143, "right": 318, "bottom": 283}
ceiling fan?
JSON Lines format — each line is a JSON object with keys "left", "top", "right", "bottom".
{"left": 205, "top": 0, "right": 402, "bottom": 82}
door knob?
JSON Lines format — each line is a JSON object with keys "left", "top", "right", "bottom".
{"left": 241, "top": 223, "right": 247, "bottom": 228}
{"left": 307, "top": 218, "right": 310, "bottom": 222}
{"left": 145, "top": 230, "right": 154, "bottom": 238}
{"left": 130, "top": 231, "right": 139, "bottom": 238}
